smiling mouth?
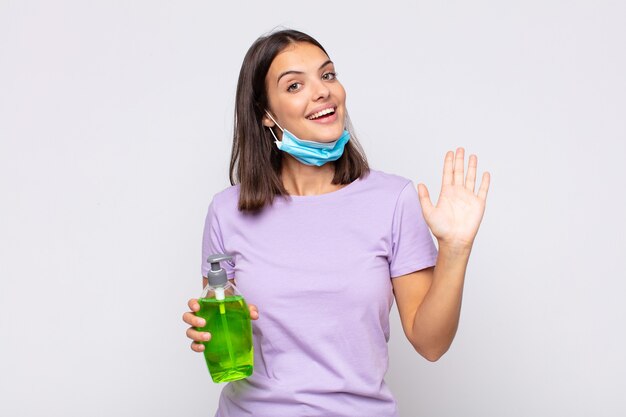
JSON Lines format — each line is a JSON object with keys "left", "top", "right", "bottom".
{"left": 307, "top": 107, "right": 336, "bottom": 120}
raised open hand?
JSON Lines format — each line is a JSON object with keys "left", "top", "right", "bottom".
{"left": 417, "top": 148, "right": 490, "bottom": 249}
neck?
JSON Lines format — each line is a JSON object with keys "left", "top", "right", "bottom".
{"left": 280, "top": 156, "right": 344, "bottom": 196}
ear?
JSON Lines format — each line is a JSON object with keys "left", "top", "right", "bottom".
{"left": 262, "top": 113, "right": 275, "bottom": 128}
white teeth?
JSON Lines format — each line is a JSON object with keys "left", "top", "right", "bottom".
{"left": 308, "top": 108, "right": 335, "bottom": 120}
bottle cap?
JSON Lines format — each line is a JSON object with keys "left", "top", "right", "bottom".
{"left": 206, "top": 254, "right": 232, "bottom": 287}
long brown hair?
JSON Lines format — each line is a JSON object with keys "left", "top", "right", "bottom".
{"left": 229, "top": 29, "right": 369, "bottom": 213}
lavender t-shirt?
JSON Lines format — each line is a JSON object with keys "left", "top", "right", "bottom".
{"left": 201, "top": 169, "right": 438, "bottom": 417}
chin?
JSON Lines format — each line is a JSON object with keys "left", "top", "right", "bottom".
{"left": 318, "top": 128, "right": 345, "bottom": 142}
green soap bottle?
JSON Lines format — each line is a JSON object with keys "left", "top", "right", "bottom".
{"left": 196, "top": 254, "right": 254, "bottom": 383}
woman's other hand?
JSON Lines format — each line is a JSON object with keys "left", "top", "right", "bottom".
{"left": 417, "top": 147, "right": 491, "bottom": 249}
{"left": 183, "top": 298, "right": 260, "bottom": 352}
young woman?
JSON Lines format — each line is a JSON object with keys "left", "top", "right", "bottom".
{"left": 182, "top": 29, "right": 490, "bottom": 417}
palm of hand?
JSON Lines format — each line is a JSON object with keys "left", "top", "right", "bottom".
{"left": 418, "top": 148, "right": 491, "bottom": 248}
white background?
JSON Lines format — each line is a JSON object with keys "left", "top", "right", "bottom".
{"left": 1, "top": 1, "right": 625, "bottom": 416}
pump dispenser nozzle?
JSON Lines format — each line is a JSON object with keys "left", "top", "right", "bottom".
{"left": 206, "top": 254, "right": 232, "bottom": 287}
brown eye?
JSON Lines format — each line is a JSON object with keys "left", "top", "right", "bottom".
{"left": 322, "top": 72, "right": 337, "bottom": 81}
{"left": 287, "top": 82, "right": 301, "bottom": 92}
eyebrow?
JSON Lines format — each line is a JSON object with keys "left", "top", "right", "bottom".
{"left": 276, "top": 59, "right": 334, "bottom": 86}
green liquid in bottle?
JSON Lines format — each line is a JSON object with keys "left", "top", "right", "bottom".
{"left": 196, "top": 295, "right": 254, "bottom": 383}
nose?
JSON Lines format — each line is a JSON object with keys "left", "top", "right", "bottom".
{"left": 311, "top": 78, "right": 330, "bottom": 101}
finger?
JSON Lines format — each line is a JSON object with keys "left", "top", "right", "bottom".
{"left": 191, "top": 341, "right": 205, "bottom": 352}
{"left": 249, "top": 304, "right": 259, "bottom": 320}
{"left": 453, "top": 147, "right": 465, "bottom": 186}
{"left": 477, "top": 172, "right": 491, "bottom": 200}
{"left": 188, "top": 298, "right": 200, "bottom": 312}
{"left": 186, "top": 327, "right": 212, "bottom": 342}
{"left": 465, "top": 154, "right": 477, "bottom": 193}
{"left": 182, "top": 311, "right": 206, "bottom": 327}
{"left": 442, "top": 151, "right": 454, "bottom": 186}
{"left": 417, "top": 183, "right": 435, "bottom": 218}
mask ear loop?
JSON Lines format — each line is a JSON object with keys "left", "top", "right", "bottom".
{"left": 264, "top": 111, "right": 284, "bottom": 131}
{"left": 264, "top": 111, "right": 284, "bottom": 147}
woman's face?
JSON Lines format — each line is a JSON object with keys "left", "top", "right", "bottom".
{"left": 263, "top": 42, "right": 346, "bottom": 143}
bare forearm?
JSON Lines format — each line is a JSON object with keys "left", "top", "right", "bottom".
{"left": 411, "top": 243, "right": 472, "bottom": 361}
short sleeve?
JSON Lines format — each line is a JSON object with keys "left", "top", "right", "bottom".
{"left": 389, "top": 182, "right": 438, "bottom": 278}
{"left": 201, "top": 197, "right": 235, "bottom": 279}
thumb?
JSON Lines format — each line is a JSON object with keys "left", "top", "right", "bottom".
{"left": 417, "top": 183, "right": 434, "bottom": 218}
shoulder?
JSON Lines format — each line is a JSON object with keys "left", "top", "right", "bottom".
{"left": 209, "top": 184, "right": 241, "bottom": 215}
{"left": 361, "top": 168, "right": 414, "bottom": 195}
